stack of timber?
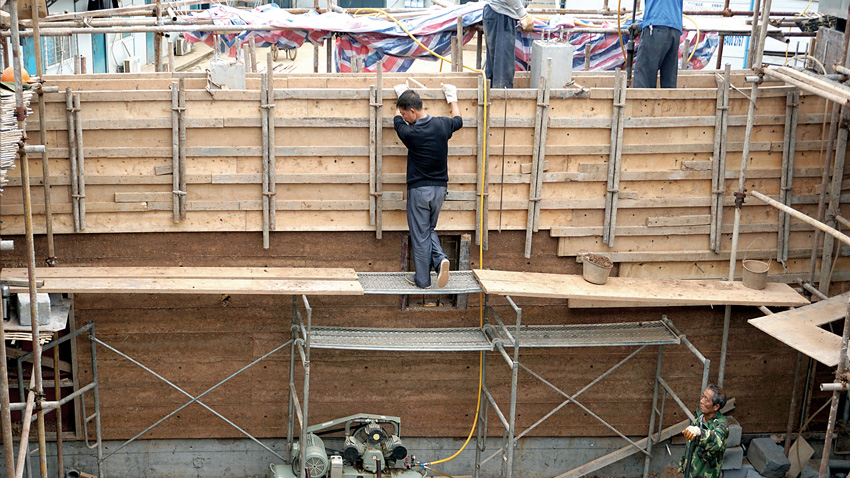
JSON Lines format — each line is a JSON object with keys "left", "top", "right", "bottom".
{"left": 4, "top": 70, "right": 848, "bottom": 285}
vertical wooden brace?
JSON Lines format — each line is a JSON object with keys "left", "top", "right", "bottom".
{"left": 457, "top": 233, "right": 471, "bottom": 310}
{"left": 375, "top": 61, "right": 384, "bottom": 240}
{"left": 603, "top": 70, "right": 626, "bottom": 246}
{"left": 267, "top": 53, "right": 277, "bottom": 232}
{"left": 73, "top": 93, "right": 86, "bottom": 231}
{"left": 64, "top": 88, "right": 80, "bottom": 233}
{"left": 483, "top": 79, "right": 490, "bottom": 251}
{"left": 532, "top": 58, "right": 552, "bottom": 233}
{"left": 524, "top": 68, "right": 547, "bottom": 258}
{"left": 178, "top": 78, "right": 188, "bottom": 221}
{"left": 778, "top": 90, "right": 799, "bottom": 264}
{"left": 261, "top": 73, "right": 270, "bottom": 249}
{"left": 710, "top": 65, "right": 731, "bottom": 252}
{"left": 475, "top": 75, "right": 484, "bottom": 247}
{"left": 171, "top": 81, "right": 180, "bottom": 223}
{"left": 369, "top": 85, "right": 377, "bottom": 227}
{"left": 819, "top": 108, "right": 849, "bottom": 294}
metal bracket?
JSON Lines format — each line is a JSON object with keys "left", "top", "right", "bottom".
{"left": 734, "top": 189, "right": 747, "bottom": 208}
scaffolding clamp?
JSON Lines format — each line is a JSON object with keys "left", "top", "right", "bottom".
{"left": 734, "top": 189, "right": 747, "bottom": 208}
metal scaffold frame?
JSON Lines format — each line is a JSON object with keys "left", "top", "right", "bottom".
{"left": 285, "top": 291, "right": 711, "bottom": 478}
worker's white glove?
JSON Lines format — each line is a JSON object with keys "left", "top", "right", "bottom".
{"left": 441, "top": 83, "right": 458, "bottom": 104}
{"left": 683, "top": 425, "right": 702, "bottom": 441}
{"left": 519, "top": 14, "right": 535, "bottom": 32}
{"left": 394, "top": 83, "right": 409, "bottom": 97}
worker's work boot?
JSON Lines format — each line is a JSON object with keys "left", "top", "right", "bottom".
{"left": 437, "top": 259, "right": 450, "bottom": 288}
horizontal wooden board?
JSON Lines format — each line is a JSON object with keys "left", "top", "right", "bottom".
{"left": 8, "top": 278, "right": 364, "bottom": 295}
{"left": 1, "top": 267, "right": 358, "bottom": 281}
{"left": 473, "top": 270, "right": 810, "bottom": 307}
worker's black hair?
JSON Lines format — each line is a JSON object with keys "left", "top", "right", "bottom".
{"left": 706, "top": 384, "right": 727, "bottom": 409}
{"left": 397, "top": 90, "right": 423, "bottom": 111}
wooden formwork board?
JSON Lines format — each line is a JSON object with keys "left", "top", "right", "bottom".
{"left": 7, "top": 71, "right": 846, "bottom": 281}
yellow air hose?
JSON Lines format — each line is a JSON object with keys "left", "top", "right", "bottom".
{"left": 351, "top": 7, "right": 490, "bottom": 468}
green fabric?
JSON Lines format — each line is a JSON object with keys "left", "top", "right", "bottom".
{"left": 678, "top": 410, "right": 729, "bottom": 478}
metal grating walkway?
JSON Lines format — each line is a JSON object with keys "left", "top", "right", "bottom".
{"left": 307, "top": 321, "right": 678, "bottom": 351}
{"left": 357, "top": 271, "right": 484, "bottom": 295}
{"left": 309, "top": 327, "right": 492, "bottom": 351}
{"left": 494, "top": 321, "right": 680, "bottom": 348}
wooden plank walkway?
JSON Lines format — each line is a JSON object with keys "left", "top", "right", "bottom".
{"left": 749, "top": 292, "right": 849, "bottom": 367}
{"left": 474, "top": 270, "right": 810, "bottom": 307}
{"left": 1, "top": 267, "right": 364, "bottom": 295}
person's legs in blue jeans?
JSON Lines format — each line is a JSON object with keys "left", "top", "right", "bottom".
{"left": 483, "top": 5, "right": 517, "bottom": 89}
{"left": 407, "top": 186, "right": 448, "bottom": 288}
{"left": 658, "top": 27, "right": 680, "bottom": 88}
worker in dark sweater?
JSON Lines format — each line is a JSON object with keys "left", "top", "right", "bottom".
{"left": 393, "top": 84, "right": 463, "bottom": 289}
{"left": 632, "top": 0, "right": 684, "bottom": 88}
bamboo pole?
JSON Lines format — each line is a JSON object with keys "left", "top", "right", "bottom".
{"left": 0, "top": 308, "right": 14, "bottom": 478}
{"left": 36, "top": 85, "right": 55, "bottom": 264}
{"left": 751, "top": 190, "right": 850, "bottom": 247}
{"left": 820, "top": 300, "right": 850, "bottom": 478}
{"left": 778, "top": 90, "right": 799, "bottom": 264}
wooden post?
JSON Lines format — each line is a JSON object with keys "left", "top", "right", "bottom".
{"left": 375, "top": 60, "right": 384, "bottom": 240}
{"left": 483, "top": 78, "right": 490, "bottom": 251}
{"left": 65, "top": 88, "right": 80, "bottom": 232}
{"left": 167, "top": 40, "right": 174, "bottom": 72}
{"left": 603, "top": 70, "right": 626, "bottom": 246}
{"left": 171, "top": 81, "right": 180, "bottom": 223}
{"left": 154, "top": 0, "right": 162, "bottom": 72}
{"left": 73, "top": 93, "right": 86, "bottom": 230}
{"left": 267, "top": 52, "right": 277, "bottom": 232}
{"left": 178, "top": 78, "right": 187, "bottom": 221}
{"left": 585, "top": 42, "right": 592, "bottom": 70}
{"left": 681, "top": 39, "right": 690, "bottom": 70}
{"left": 327, "top": 36, "right": 333, "bottom": 73}
{"left": 456, "top": 16, "right": 463, "bottom": 72}
{"left": 819, "top": 111, "right": 848, "bottom": 294}
{"left": 451, "top": 37, "right": 459, "bottom": 73}
{"left": 261, "top": 73, "right": 270, "bottom": 249}
{"left": 777, "top": 90, "right": 799, "bottom": 264}
{"left": 73, "top": 54, "right": 81, "bottom": 74}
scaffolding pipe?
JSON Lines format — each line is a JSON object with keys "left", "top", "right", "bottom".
{"left": 0, "top": 307, "right": 15, "bottom": 478}
{"left": 751, "top": 190, "right": 850, "bottom": 247}
{"left": 763, "top": 69, "right": 850, "bottom": 107}
{"left": 14, "top": 375, "right": 36, "bottom": 478}
{"left": 798, "top": 279, "right": 830, "bottom": 300}
{"left": 820, "top": 299, "right": 850, "bottom": 478}
{"left": 35, "top": 86, "right": 56, "bottom": 265}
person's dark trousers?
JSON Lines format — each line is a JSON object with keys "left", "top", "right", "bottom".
{"left": 483, "top": 4, "right": 517, "bottom": 89}
{"left": 406, "top": 185, "right": 449, "bottom": 288}
{"left": 632, "top": 25, "right": 681, "bottom": 88}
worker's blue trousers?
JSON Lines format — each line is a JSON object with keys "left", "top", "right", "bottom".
{"left": 633, "top": 26, "right": 681, "bottom": 88}
{"left": 407, "top": 185, "right": 448, "bottom": 288}
{"left": 483, "top": 4, "right": 517, "bottom": 89}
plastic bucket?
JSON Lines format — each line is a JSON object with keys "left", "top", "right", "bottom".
{"left": 580, "top": 250, "right": 614, "bottom": 285}
{"left": 742, "top": 259, "right": 769, "bottom": 290}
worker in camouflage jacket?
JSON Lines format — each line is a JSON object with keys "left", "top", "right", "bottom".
{"left": 678, "top": 385, "right": 729, "bottom": 478}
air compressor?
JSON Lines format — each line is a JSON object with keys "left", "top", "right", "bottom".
{"left": 270, "top": 414, "right": 423, "bottom": 478}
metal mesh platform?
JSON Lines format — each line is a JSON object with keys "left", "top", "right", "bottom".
{"left": 357, "top": 271, "right": 484, "bottom": 295}
{"left": 495, "top": 321, "right": 680, "bottom": 348}
{"left": 309, "top": 326, "right": 492, "bottom": 351}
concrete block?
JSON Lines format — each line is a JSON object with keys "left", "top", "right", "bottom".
{"left": 723, "top": 446, "right": 745, "bottom": 470}
{"left": 747, "top": 438, "right": 791, "bottom": 478}
{"left": 209, "top": 57, "right": 246, "bottom": 90}
{"left": 530, "top": 40, "right": 575, "bottom": 89}
{"left": 15, "top": 292, "right": 50, "bottom": 326}
{"left": 724, "top": 462, "right": 755, "bottom": 478}
{"left": 726, "top": 416, "right": 743, "bottom": 447}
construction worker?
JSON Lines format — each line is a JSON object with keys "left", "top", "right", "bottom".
{"left": 632, "top": 0, "right": 683, "bottom": 88}
{"left": 483, "top": 0, "right": 535, "bottom": 88}
{"left": 679, "top": 385, "right": 729, "bottom": 478}
{"left": 393, "top": 83, "right": 462, "bottom": 289}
